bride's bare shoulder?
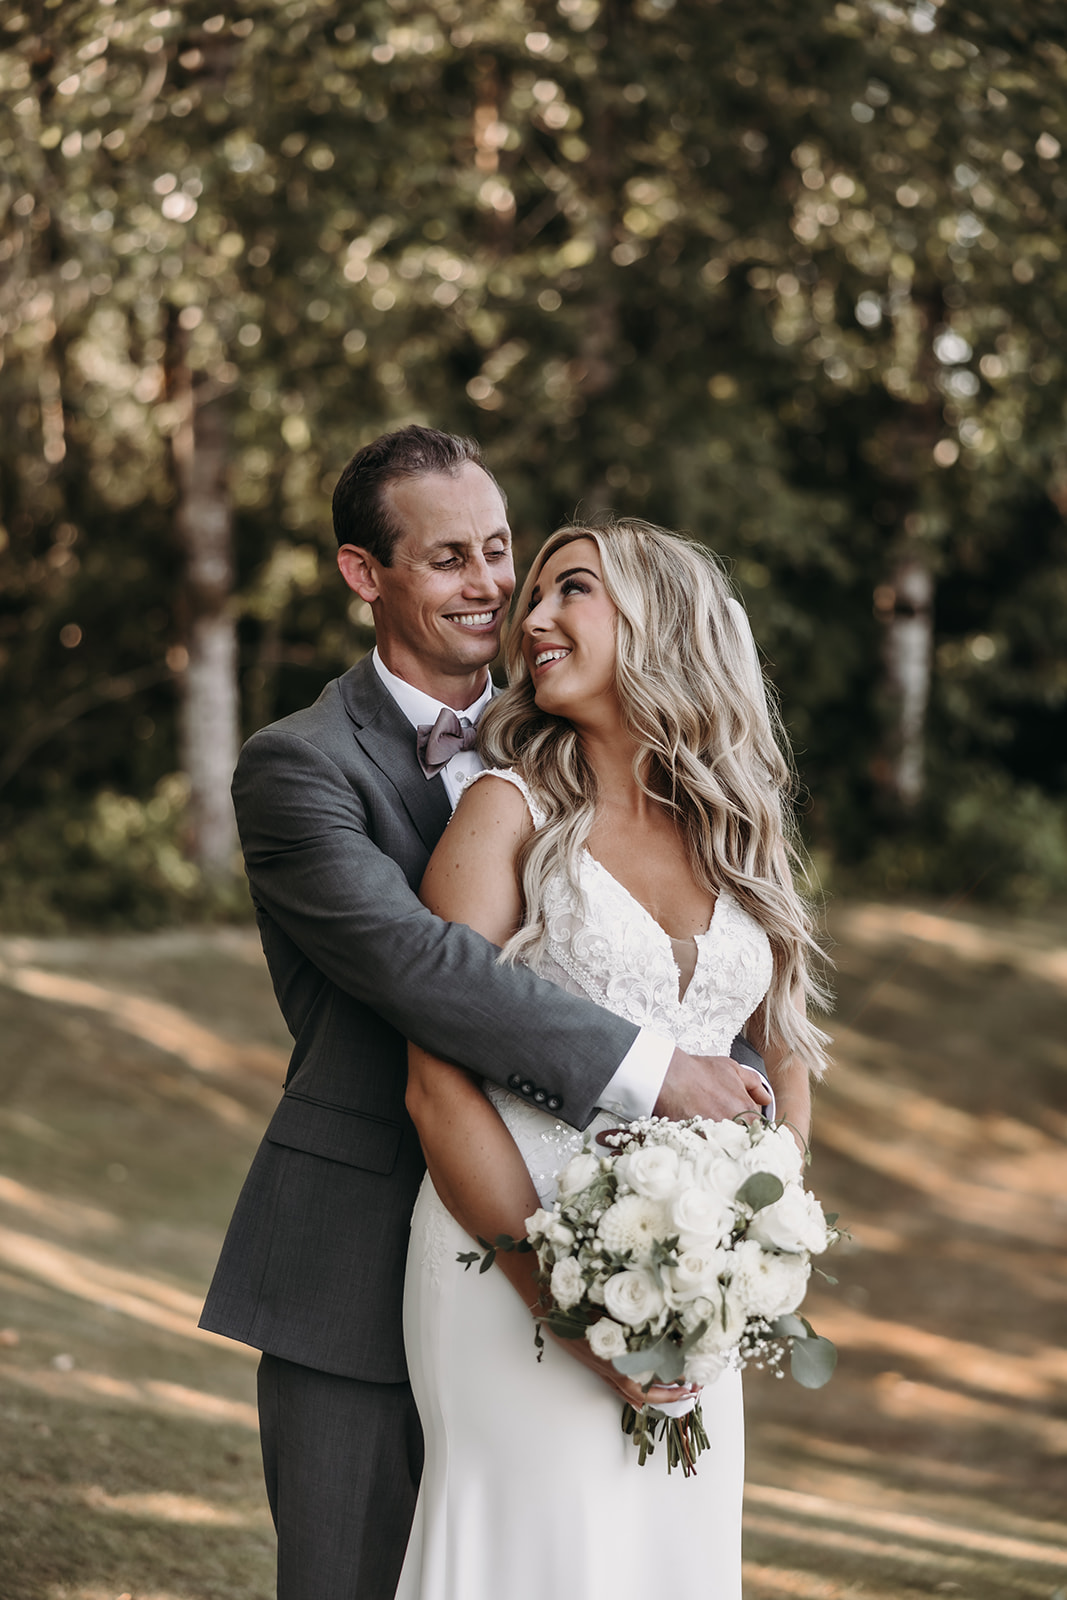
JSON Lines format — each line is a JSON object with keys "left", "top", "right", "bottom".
{"left": 421, "top": 770, "right": 530, "bottom": 929}
{"left": 451, "top": 768, "right": 540, "bottom": 836}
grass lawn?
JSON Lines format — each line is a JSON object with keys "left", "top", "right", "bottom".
{"left": 0, "top": 902, "right": 1065, "bottom": 1600}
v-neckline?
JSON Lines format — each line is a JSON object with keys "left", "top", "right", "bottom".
{"left": 581, "top": 849, "right": 726, "bottom": 1006}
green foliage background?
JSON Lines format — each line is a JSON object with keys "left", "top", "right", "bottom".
{"left": 1, "top": 0, "right": 1066, "bottom": 925}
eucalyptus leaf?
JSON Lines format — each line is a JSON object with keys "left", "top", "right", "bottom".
{"left": 679, "top": 1318, "right": 710, "bottom": 1355}
{"left": 770, "top": 1313, "right": 807, "bottom": 1339}
{"left": 790, "top": 1335, "right": 838, "bottom": 1389}
{"left": 612, "top": 1337, "right": 684, "bottom": 1383}
{"left": 736, "top": 1172, "right": 784, "bottom": 1213}
{"left": 612, "top": 1347, "right": 665, "bottom": 1379}
{"left": 542, "top": 1308, "right": 591, "bottom": 1340}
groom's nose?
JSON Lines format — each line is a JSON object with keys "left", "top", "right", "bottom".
{"left": 463, "top": 549, "right": 511, "bottom": 598}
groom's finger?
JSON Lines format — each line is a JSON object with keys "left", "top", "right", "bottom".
{"left": 738, "top": 1064, "right": 773, "bottom": 1106}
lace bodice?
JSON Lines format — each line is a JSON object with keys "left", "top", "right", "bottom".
{"left": 466, "top": 768, "right": 774, "bottom": 1203}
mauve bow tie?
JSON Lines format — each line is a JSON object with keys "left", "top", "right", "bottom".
{"left": 416, "top": 707, "right": 479, "bottom": 778}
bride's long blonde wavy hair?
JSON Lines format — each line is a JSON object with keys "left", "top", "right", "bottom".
{"left": 478, "top": 517, "right": 832, "bottom": 1077}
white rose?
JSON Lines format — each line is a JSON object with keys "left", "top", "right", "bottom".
{"left": 544, "top": 1219, "right": 576, "bottom": 1253}
{"left": 557, "top": 1151, "right": 601, "bottom": 1198}
{"left": 615, "top": 1144, "right": 681, "bottom": 1201}
{"left": 685, "top": 1350, "right": 728, "bottom": 1387}
{"left": 729, "top": 1237, "right": 811, "bottom": 1320}
{"left": 746, "top": 1185, "right": 829, "bottom": 1255}
{"left": 525, "top": 1207, "right": 554, "bottom": 1240}
{"left": 693, "top": 1146, "right": 749, "bottom": 1207}
{"left": 602, "top": 1268, "right": 665, "bottom": 1330}
{"left": 690, "top": 1284, "right": 748, "bottom": 1355}
{"left": 586, "top": 1317, "right": 629, "bottom": 1360}
{"left": 699, "top": 1118, "right": 753, "bottom": 1158}
{"left": 670, "top": 1185, "right": 733, "bottom": 1246}
{"left": 680, "top": 1296, "right": 714, "bottom": 1333}
{"left": 741, "top": 1123, "right": 805, "bottom": 1185}
{"left": 550, "top": 1256, "right": 585, "bottom": 1311}
{"left": 665, "top": 1247, "right": 727, "bottom": 1308}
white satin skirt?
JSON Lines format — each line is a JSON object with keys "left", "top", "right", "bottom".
{"left": 396, "top": 1175, "right": 744, "bottom": 1600}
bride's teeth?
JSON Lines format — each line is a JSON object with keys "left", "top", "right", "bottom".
{"left": 535, "top": 649, "right": 569, "bottom": 667}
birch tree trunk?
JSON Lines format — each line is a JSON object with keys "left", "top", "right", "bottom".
{"left": 876, "top": 553, "right": 934, "bottom": 813}
{"left": 167, "top": 316, "right": 240, "bottom": 881}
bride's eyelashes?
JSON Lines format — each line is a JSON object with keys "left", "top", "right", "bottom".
{"left": 525, "top": 577, "right": 592, "bottom": 613}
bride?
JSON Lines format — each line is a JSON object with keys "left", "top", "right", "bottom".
{"left": 396, "top": 519, "right": 829, "bottom": 1600}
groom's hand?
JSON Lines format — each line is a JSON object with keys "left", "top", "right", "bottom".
{"left": 654, "top": 1048, "right": 771, "bottom": 1123}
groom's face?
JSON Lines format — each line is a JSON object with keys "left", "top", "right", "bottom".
{"left": 340, "top": 462, "right": 515, "bottom": 705}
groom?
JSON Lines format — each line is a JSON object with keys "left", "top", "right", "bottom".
{"left": 200, "top": 425, "right": 770, "bottom": 1600}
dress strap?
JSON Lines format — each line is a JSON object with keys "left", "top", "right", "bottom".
{"left": 466, "top": 767, "right": 549, "bottom": 829}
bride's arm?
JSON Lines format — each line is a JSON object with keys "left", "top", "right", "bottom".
{"left": 406, "top": 776, "right": 691, "bottom": 1406}
{"left": 755, "top": 843, "right": 819, "bottom": 1149}
{"left": 750, "top": 995, "right": 813, "bottom": 1149}
{"left": 405, "top": 776, "right": 542, "bottom": 1306}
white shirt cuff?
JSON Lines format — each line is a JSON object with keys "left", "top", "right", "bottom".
{"left": 596, "top": 1030, "right": 674, "bottom": 1121}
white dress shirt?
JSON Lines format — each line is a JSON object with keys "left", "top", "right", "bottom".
{"left": 371, "top": 649, "right": 673, "bottom": 1118}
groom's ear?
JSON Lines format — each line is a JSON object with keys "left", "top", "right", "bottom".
{"left": 337, "top": 544, "right": 380, "bottom": 603}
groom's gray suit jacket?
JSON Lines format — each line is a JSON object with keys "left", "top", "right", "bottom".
{"left": 199, "top": 655, "right": 641, "bottom": 1383}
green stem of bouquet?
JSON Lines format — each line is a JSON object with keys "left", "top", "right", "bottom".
{"left": 621, "top": 1400, "right": 710, "bottom": 1477}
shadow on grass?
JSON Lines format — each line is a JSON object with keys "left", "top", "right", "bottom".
{"left": 0, "top": 1385, "right": 272, "bottom": 1600}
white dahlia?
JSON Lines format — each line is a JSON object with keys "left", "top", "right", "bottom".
{"left": 596, "top": 1193, "right": 669, "bottom": 1263}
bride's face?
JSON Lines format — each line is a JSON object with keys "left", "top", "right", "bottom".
{"left": 521, "top": 538, "right": 620, "bottom": 720}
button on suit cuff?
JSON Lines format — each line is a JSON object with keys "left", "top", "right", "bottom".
{"left": 508, "top": 1072, "right": 562, "bottom": 1114}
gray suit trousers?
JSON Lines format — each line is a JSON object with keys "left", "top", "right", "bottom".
{"left": 258, "top": 1355, "right": 424, "bottom": 1600}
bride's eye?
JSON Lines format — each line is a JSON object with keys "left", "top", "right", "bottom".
{"left": 561, "top": 578, "right": 589, "bottom": 597}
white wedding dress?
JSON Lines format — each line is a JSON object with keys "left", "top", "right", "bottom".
{"left": 397, "top": 770, "right": 774, "bottom": 1600}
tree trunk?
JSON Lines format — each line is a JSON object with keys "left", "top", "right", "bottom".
{"left": 876, "top": 553, "right": 934, "bottom": 813}
{"left": 573, "top": 41, "right": 621, "bottom": 517}
{"left": 167, "top": 313, "right": 240, "bottom": 881}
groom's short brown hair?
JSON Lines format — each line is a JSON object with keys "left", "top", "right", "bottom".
{"left": 332, "top": 424, "right": 504, "bottom": 564}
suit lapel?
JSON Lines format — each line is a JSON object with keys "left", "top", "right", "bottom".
{"left": 339, "top": 657, "right": 452, "bottom": 851}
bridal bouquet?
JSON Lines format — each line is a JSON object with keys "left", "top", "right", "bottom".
{"left": 463, "top": 1115, "right": 839, "bottom": 1476}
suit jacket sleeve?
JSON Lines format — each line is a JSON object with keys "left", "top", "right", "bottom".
{"left": 232, "top": 726, "right": 640, "bottom": 1131}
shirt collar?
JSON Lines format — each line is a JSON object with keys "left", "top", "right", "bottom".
{"left": 371, "top": 648, "right": 494, "bottom": 731}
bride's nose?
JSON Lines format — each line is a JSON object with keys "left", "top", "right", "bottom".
{"left": 522, "top": 598, "right": 549, "bottom": 634}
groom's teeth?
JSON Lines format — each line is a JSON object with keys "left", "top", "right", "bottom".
{"left": 535, "top": 649, "right": 570, "bottom": 667}
{"left": 450, "top": 611, "right": 494, "bottom": 627}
